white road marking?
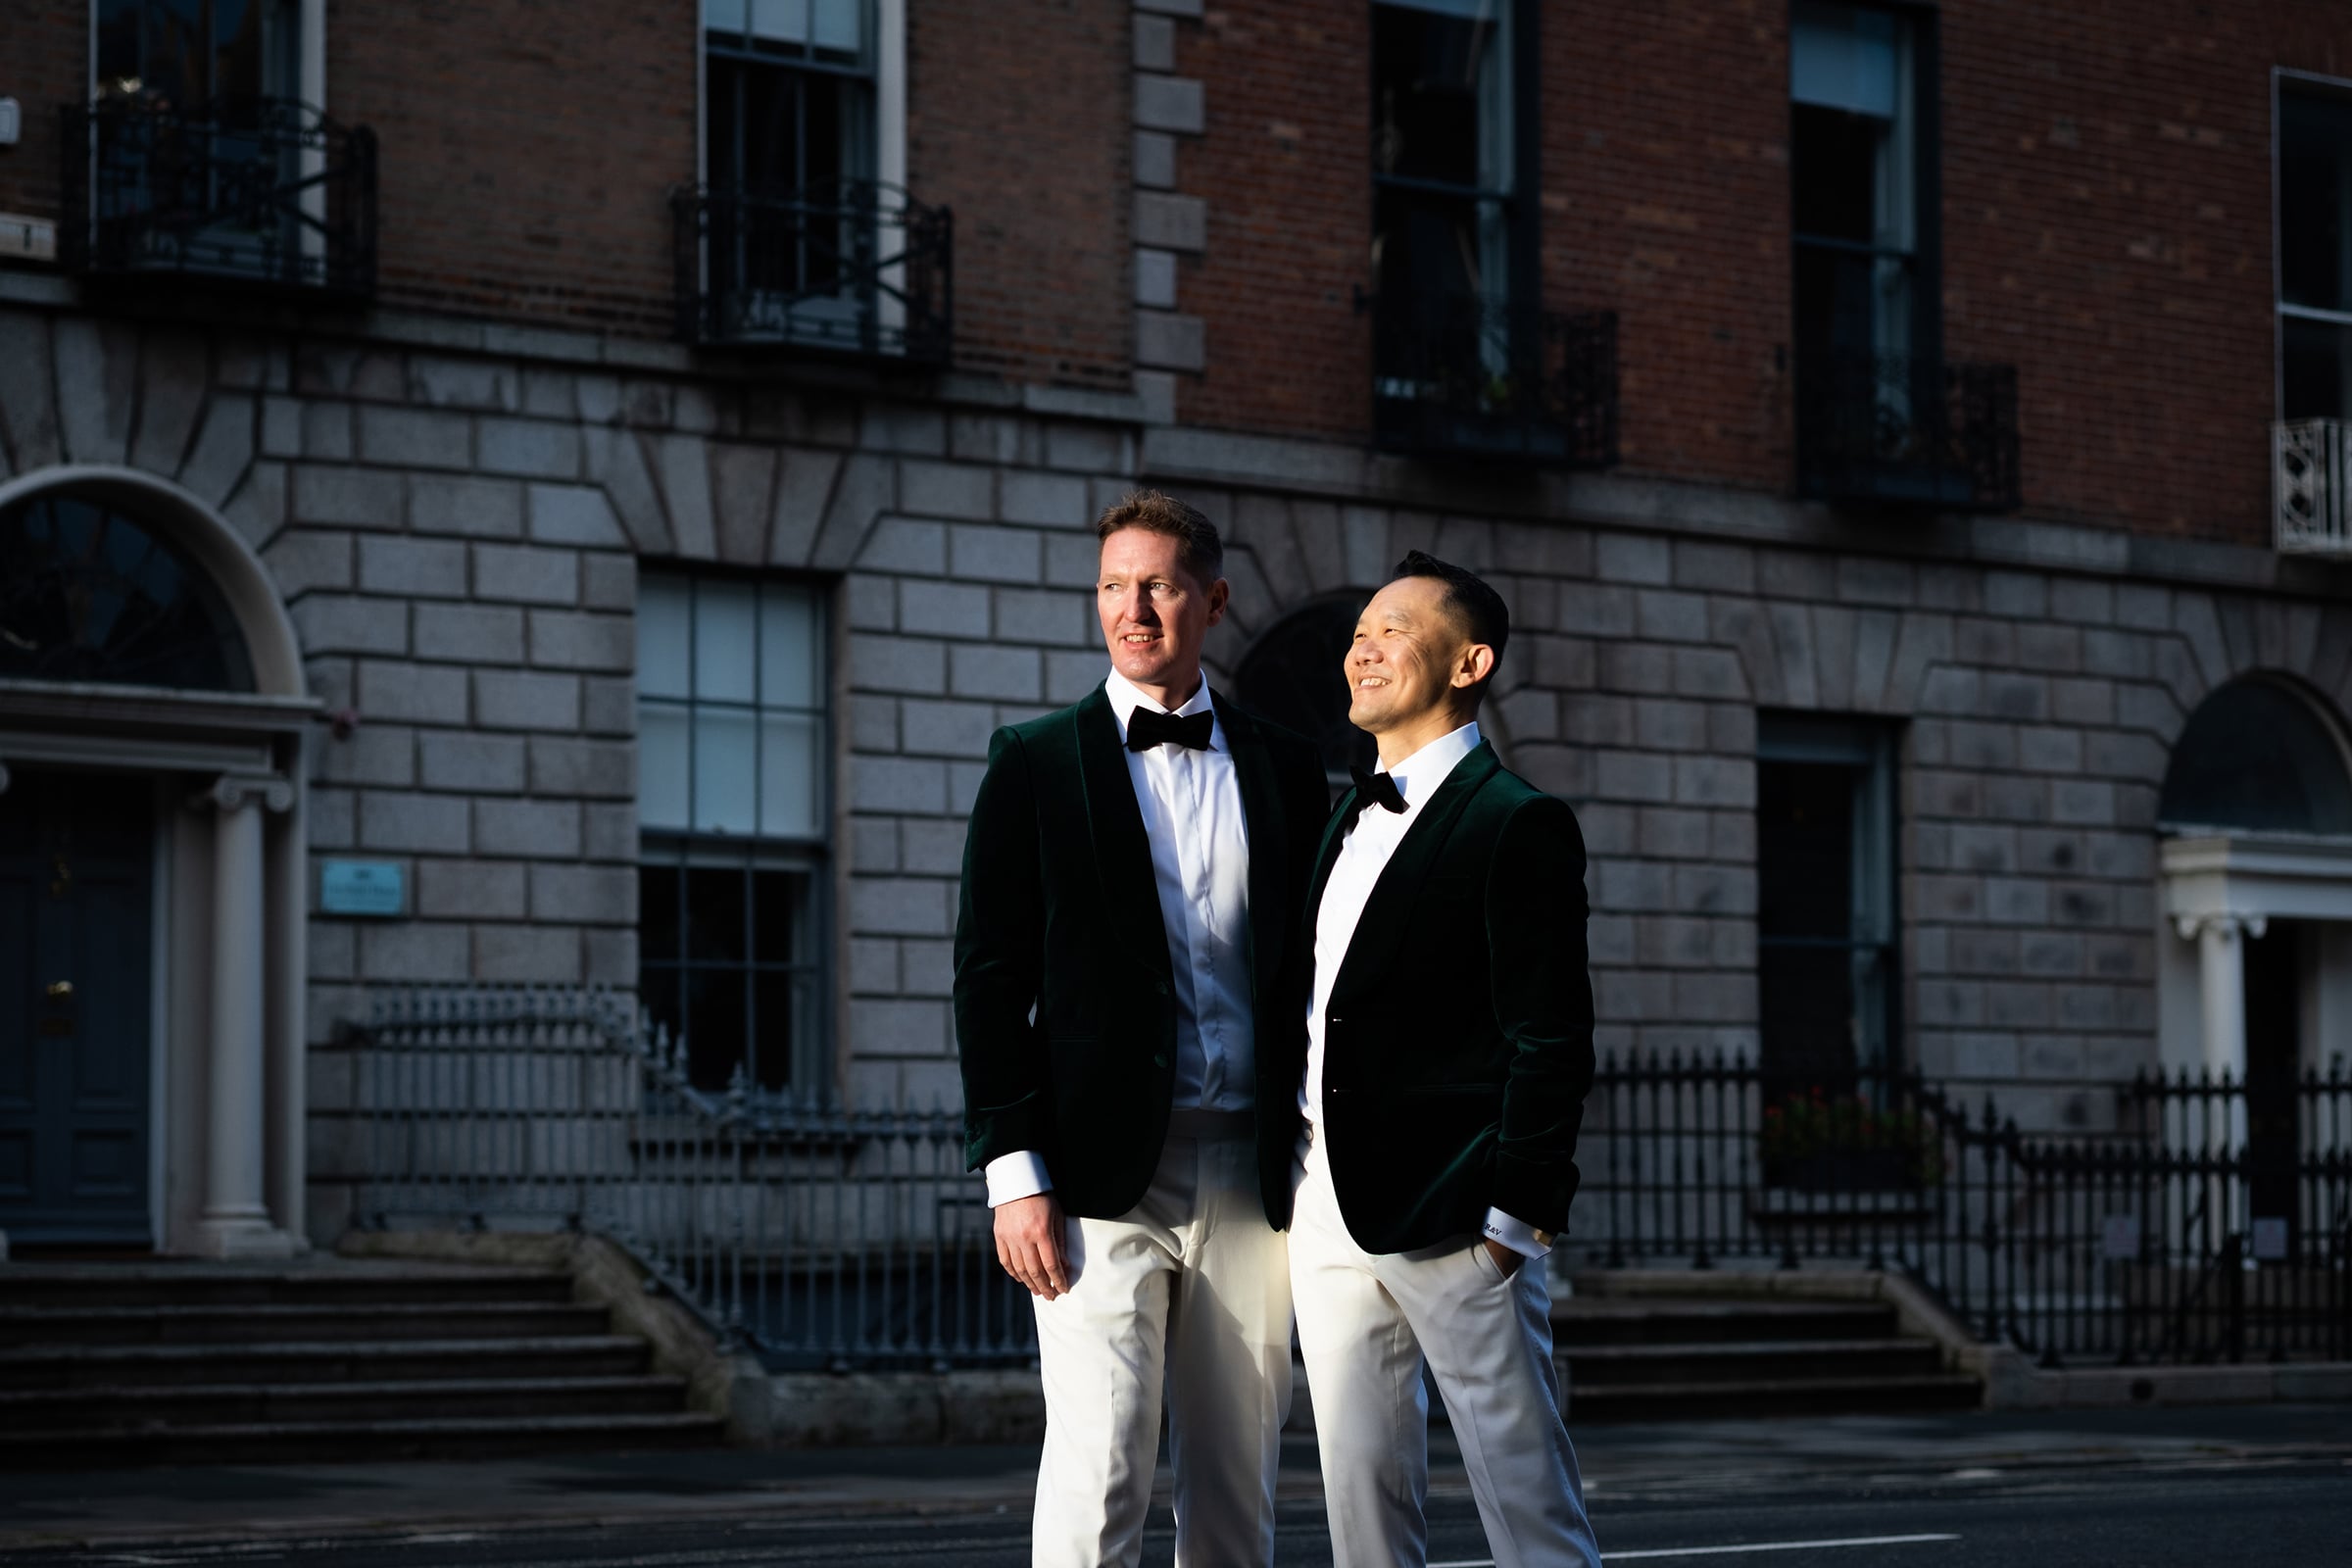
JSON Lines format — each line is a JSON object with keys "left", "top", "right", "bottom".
{"left": 1431, "top": 1533, "right": 1962, "bottom": 1567}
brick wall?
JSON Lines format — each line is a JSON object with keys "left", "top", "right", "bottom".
{"left": 910, "top": 0, "right": 1133, "bottom": 390}
{"left": 325, "top": 0, "right": 697, "bottom": 335}
{"left": 0, "top": 2, "right": 86, "bottom": 220}
{"left": 1174, "top": 0, "right": 2352, "bottom": 546}
{"left": 0, "top": 2, "right": 1133, "bottom": 386}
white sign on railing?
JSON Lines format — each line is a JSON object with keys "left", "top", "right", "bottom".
{"left": 2275, "top": 416, "right": 2352, "bottom": 557}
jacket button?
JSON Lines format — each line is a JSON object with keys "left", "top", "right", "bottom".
{"left": 1155, "top": 980, "right": 1170, "bottom": 998}
{"left": 1153, "top": 1053, "right": 1170, "bottom": 1069}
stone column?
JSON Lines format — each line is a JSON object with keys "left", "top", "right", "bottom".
{"left": 2179, "top": 911, "right": 2262, "bottom": 1155}
{"left": 191, "top": 772, "right": 298, "bottom": 1259}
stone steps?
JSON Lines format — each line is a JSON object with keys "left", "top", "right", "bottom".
{"left": 1554, "top": 1288, "right": 1984, "bottom": 1421}
{"left": 0, "top": 1260, "right": 725, "bottom": 1464}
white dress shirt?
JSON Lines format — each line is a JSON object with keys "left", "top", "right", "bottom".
{"left": 1298, "top": 721, "right": 1551, "bottom": 1260}
{"left": 985, "top": 669, "right": 1255, "bottom": 1207}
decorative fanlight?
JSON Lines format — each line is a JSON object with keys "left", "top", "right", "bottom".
{"left": 0, "top": 491, "right": 254, "bottom": 691}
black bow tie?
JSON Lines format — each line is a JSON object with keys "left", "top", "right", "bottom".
{"left": 1349, "top": 763, "right": 1407, "bottom": 814}
{"left": 1126, "top": 707, "right": 1214, "bottom": 753}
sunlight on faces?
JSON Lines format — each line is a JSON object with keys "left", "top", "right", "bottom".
{"left": 1346, "top": 575, "right": 1494, "bottom": 754}
{"left": 1097, "top": 527, "right": 1227, "bottom": 708}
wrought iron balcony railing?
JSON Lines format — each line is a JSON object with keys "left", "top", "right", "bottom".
{"left": 2275, "top": 417, "right": 2352, "bottom": 558}
{"left": 1795, "top": 353, "right": 2021, "bottom": 512}
{"left": 673, "top": 180, "right": 953, "bottom": 365}
{"left": 60, "top": 96, "right": 376, "bottom": 296}
{"left": 1370, "top": 294, "right": 1619, "bottom": 466}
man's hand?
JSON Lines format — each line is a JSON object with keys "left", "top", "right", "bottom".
{"left": 995, "top": 1192, "right": 1072, "bottom": 1299}
{"left": 1483, "top": 1237, "right": 1527, "bottom": 1278}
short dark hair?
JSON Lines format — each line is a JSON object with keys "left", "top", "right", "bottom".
{"left": 1391, "top": 549, "right": 1509, "bottom": 680}
{"left": 1095, "top": 490, "right": 1224, "bottom": 587}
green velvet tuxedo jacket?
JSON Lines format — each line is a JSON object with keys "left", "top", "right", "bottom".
{"left": 953, "top": 683, "right": 1330, "bottom": 1224}
{"left": 1303, "top": 741, "right": 1596, "bottom": 1254}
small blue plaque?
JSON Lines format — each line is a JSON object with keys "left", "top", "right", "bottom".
{"left": 320, "top": 858, "right": 406, "bottom": 917}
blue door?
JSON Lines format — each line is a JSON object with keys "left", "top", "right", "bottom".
{"left": 0, "top": 769, "right": 154, "bottom": 1248}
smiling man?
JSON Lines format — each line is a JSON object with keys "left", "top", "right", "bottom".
{"left": 1292, "top": 550, "right": 1603, "bottom": 1568}
{"left": 954, "top": 491, "right": 1328, "bottom": 1566}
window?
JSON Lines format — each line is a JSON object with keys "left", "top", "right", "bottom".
{"left": 95, "top": 0, "right": 303, "bottom": 108}
{"left": 1371, "top": 0, "right": 1526, "bottom": 348}
{"left": 1789, "top": 1, "right": 1928, "bottom": 372}
{"left": 1755, "top": 716, "right": 1898, "bottom": 1092}
{"left": 74, "top": 3, "right": 372, "bottom": 294}
{"left": 0, "top": 490, "right": 255, "bottom": 690}
{"left": 2157, "top": 677, "right": 2352, "bottom": 836}
{"left": 703, "top": 0, "right": 874, "bottom": 205}
{"left": 2279, "top": 87, "right": 2352, "bottom": 421}
{"left": 685, "top": 0, "right": 947, "bottom": 355}
{"left": 636, "top": 573, "right": 830, "bottom": 1096}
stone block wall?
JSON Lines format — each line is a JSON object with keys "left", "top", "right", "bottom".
{"left": 1178, "top": 474, "right": 2352, "bottom": 1136}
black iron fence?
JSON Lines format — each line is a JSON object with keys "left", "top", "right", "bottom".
{"left": 59, "top": 96, "right": 376, "bottom": 295}
{"left": 343, "top": 987, "right": 1031, "bottom": 1372}
{"left": 1579, "top": 1053, "right": 2352, "bottom": 1366}
{"left": 1794, "top": 352, "right": 2021, "bottom": 512}
{"left": 672, "top": 179, "right": 953, "bottom": 364}
{"left": 1370, "top": 293, "right": 1619, "bottom": 466}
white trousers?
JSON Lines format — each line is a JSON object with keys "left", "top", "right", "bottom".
{"left": 1290, "top": 1137, "right": 1600, "bottom": 1568}
{"left": 1030, "top": 1121, "right": 1294, "bottom": 1568}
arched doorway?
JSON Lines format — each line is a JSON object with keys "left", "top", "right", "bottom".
{"left": 1231, "top": 594, "right": 1374, "bottom": 786}
{"left": 2157, "top": 676, "right": 2352, "bottom": 1239}
{"left": 0, "top": 468, "right": 313, "bottom": 1257}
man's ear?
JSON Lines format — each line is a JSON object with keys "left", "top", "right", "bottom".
{"left": 1204, "top": 576, "right": 1231, "bottom": 627}
{"left": 1451, "top": 643, "right": 1495, "bottom": 690}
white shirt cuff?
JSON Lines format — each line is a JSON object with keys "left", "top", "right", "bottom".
{"left": 1481, "top": 1207, "right": 1552, "bottom": 1259}
{"left": 984, "top": 1151, "right": 1054, "bottom": 1207}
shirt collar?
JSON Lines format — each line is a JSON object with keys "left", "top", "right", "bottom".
{"left": 1379, "top": 721, "right": 1481, "bottom": 812}
{"left": 1104, "top": 668, "right": 1218, "bottom": 743}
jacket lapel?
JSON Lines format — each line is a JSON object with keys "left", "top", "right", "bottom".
{"left": 1073, "top": 684, "right": 1172, "bottom": 979}
{"left": 1328, "top": 742, "right": 1499, "bottom": 1001}
{"left": 1212, "top": 695, "right": 1286, "bottom": 997}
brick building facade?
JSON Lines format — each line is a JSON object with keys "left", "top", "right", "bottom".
{"left": 1, "top": 0, "right": 2349, "bottom": 1255}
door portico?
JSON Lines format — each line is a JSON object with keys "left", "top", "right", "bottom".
{"left": 0, "top": 466, "right": 315, "bottom": 1258}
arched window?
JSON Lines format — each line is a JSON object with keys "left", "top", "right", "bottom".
{"left": 0, "top": 490, "right": 254, "bottom": 692}
{"left": 2158, "top": 677, "right": 2352, "bottom": 835}
{"left": 1232, "top": 595, "right": 1375, "bottom": 784}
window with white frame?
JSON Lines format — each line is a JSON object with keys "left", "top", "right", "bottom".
{"left": 1789, "top": 0, "right": 1928, "bottom": 373}
{"left": 636, "top": 572, "right": 830, "bottom": 1096}
{"left": 2280, "top": 85, "right": 2352, "bottom": 421}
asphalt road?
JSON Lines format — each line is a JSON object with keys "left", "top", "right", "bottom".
{"left": 8, "top": 1450, "right": 2347, "bottom": 1568}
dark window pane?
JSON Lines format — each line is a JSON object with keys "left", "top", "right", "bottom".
{"left": 0, "top": 492, "right": 254, "bottom": 691}
{"left": 2281, "top": 92, "right": 2352, "bottom": 314}
{"left": 752, "top": 867, "right": 808, "bottom": 965}
{"left": 1790, "top": 103, "right": 1883, "bottom": 244}
{"left": 640, "top": 863, "right": 681, "bottom": 966}
{"left": 1757, "top": 761, "right": 1855, "bottom": 940}
{"left": 2159, "top": 678, "right": 2352, "bottom": 835}
{"left": 1758, "top": 944, "right": 1857, "bottom": 1084}
{"left": 684, "top": 865, "right": 748, "bottom": 962}
{"left": 681, "top": 966, "right": 749, "bottom": 1092}
{"left": 640, "top": 964, "right": 683, "bottom": 1049}
{"left": 2282, "top": 315, "right": 2352, "bottom": 422}
{"left": 1372, "top": 5, "right": 1500, "bottom": 189}
{"left": 752, "top": 969, "right": 798, "bottom": 1091}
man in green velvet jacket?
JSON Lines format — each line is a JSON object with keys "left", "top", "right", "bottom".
{"left": 1290, "top": 551, "right": 1603, "bottom": 1568}
{"left": 955, "top": 491, "right": 1328, "bottom": 1567}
